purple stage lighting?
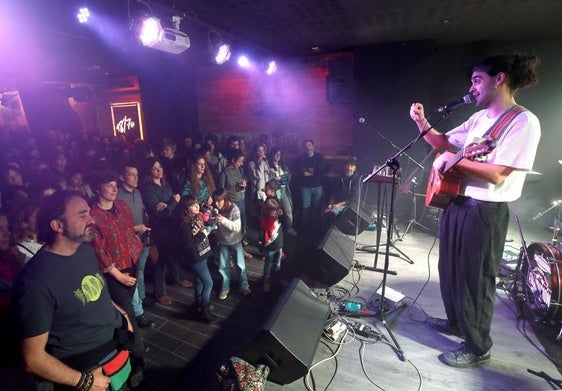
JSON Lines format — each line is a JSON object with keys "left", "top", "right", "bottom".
{"left": 266, "top": 61, "right": 277, "bottom": 75}
{"left": 212, "top": 43, "right": 232, "bottom": 65}
{"left": 136, "top": 16, "right": 163, "bottom": 47}
{"left": 77, "top": 7, "right": 90, "bottom": 24}
{"left": 238, "top": 55, "right": 250, "bottom": 68}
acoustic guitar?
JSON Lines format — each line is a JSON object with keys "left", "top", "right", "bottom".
{"left": 425, "top": 139, "right": 496, "bottom": 208}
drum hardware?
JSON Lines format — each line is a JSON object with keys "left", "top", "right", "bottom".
{"left": 532, "top": 200, "right": 562, "bottom": 244}
{"left": 511, "top": 215, "right": 562, "bottom": 327}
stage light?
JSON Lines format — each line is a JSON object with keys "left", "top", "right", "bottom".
{"left": 208, "top": 30, "right": 231, "bottom": 65}
{"left": 211, "top": 43, "right": 232, "bottom": 65}
{"left": 132, "top": 15, "right": 190, "bottom": 54}
{"left": 266, "top": 61, "right": 277, "bottom": 75}
{"left": 77, "top": 7, "right": 90, "bottom": 24}
{"left": 134, "top": 16, "right": 164, "bottom": 47}
{"left": 238, "top": 55, "right": 250, "bottom": 68}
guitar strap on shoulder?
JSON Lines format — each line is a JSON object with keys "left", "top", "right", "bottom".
{"left": 483, "top": 104, "right": 527, "bottom": 140}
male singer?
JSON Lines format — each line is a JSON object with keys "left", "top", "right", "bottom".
{"left": 409, "top": 52, "right": 541, "bottom": 367}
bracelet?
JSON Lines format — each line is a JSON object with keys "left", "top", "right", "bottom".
{"left": 75, "top": 371, "right": 94, "bottom": 391}
{"left": 75, "top": 371, "right": 86, "bottom": 390}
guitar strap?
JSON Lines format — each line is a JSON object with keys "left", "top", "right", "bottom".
{"left": 483, "top": 104, "right": 527, "bottom": 140}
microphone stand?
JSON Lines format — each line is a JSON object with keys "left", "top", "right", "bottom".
{"left": 360, "top": 109, "right": 453, "bottom": 362}
{"left": 360, "top": 118, "right": 424, "bottom": 170}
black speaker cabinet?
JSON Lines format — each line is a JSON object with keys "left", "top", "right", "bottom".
{"left": 243, "top": 278, "right": 330, "bottom": 385}
{"left": 308, "top": 226, "right": 354, "bottom": 286}
{"left": 326, "top": 57, "right": 354, "bottom": 104}
{"left": 332, "top": 203, "right": 371, "bottom": 235}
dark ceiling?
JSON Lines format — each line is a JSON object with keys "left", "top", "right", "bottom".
{"left": 177, "top": 0, "right": 562, "bottom": 56}
{"left": 2, "top": 0, "right": 562, "bottom": 87}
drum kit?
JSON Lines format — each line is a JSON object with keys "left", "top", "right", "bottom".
{"left": 511, "top": 193, "right": 562, "bottom": 339}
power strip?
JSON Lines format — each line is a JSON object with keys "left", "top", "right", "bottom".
{"left": 324, "top": 320, "right": 347, "bottom": 342}
{"left": 350, "top": 322, "right": 371, "bottom": 337}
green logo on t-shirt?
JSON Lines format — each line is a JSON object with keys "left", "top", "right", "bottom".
{"left": 74, "top": 273, "right": 105, "bottom": 304}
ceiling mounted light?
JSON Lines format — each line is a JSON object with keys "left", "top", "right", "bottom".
{"left": 265, "top": 61, "right": 277, "bottom": 75}
{"left": 237, "top": 55, "right": 250, "bottom": 68}
{"left": 132, "top": 14, "right": 190, "bottom": 54}
{"left": 211, "top": 43, "right": 232, "bottom": 65}
{"left": 209, "top": 30, "right": 231, "bottom": 64}
{"left": 77, "top": 7, "right": 90, "bottom": 24}
{"left": 133, "top": 16, "right": 163, "bottom": 47}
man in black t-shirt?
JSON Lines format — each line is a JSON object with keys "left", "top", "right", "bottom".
{"left": 12, "top": 191, "right": 132, "bottom": 390}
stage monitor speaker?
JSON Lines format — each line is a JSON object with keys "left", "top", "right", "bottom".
{"left": 308, "top": 226, "right": 354, "bottom": 286}
{"left": 243, "top": 278, "right": 330, "bottom": 385}
{"left": 333, "top": 203, "right": 371, "bottom": 235}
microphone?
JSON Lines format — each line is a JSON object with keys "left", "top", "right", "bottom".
{"left": 436, "top": 94, "right": 473, "bottom": 112}
{"left": 358, "top": 117, "right": 366, "bottom": 123}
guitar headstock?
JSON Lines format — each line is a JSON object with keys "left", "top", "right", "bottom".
{"left": 463, "top": 138, "right": 496, "bottom": 159}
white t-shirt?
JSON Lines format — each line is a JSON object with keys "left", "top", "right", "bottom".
{"left": 446, "top": 108, "right": 541, "bottom": 202}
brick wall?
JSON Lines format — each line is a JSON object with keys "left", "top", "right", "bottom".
{"left": 195, "top": 58, "right": 354, "bottom": 161}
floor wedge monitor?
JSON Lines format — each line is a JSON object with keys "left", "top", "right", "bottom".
{"left": 308, "top": 226, "right": 354, "bottom": 286}
{"left": 332, "top": 203, "right": 371, "bottom": 235}
{"left": 243, "top": 278, "right": 330, "bottom": 385}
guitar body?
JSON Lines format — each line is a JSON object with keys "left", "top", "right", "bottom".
{"left": 425, "top": 141, "right": 496, "bottom": 209}
{"left": 425, "top": 153, "right": 463, "bottom": 208}
{"left": 424, "top": 108, "right": 524, "bottom": 209}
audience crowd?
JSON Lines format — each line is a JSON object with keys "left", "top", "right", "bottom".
{"left": 0, "top": 127, "right": 358, "bottom": 388}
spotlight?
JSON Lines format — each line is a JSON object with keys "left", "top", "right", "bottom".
{"left": 238, "top": 55, "right": 250, "bottom": 68}
{"left": 208, "top": 30, "right": 231, "bottom": 65}
{"left": 132, "top": 15, "right": 190, "bottom": 54}
{"left": 77, "top": 7, "right": 90, "bottom": 24}
{"left": 133, "top": 16, "right": 163, "bottom": 47}
{"left": 211, "top": 43, "right": 232, "bottom": 65}
{"left": 266, "top": 61, "right": 277, "bottom": 75}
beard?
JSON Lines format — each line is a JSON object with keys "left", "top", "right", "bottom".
{"left": 64, "top": 224, "right": 97, "bottom": 243}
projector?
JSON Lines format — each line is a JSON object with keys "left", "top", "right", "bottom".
{"left": 150, "top": 28, "right": 190, "bottom": 54}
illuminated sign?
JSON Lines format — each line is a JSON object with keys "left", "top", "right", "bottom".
{"left": 110, "top": 102, "right": 144, "bottom": 140}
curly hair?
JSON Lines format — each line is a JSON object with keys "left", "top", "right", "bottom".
{"left": 187, "top": 153, "right": 216, "bottom": 197}
{"left": 472, "top": 51, "right": 540, "bottom": 92}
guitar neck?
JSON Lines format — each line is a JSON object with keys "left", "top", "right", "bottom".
{"left": 441, "top": 141, "right": 494, "bottom": 174}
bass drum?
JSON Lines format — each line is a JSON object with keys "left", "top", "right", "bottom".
{"left": 521, "top": 243, "right": 562, "bottom": 322}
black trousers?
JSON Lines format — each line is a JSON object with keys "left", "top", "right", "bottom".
{"left": 439, "top": 197, "right": 509, "bottom": 355}
{"left": 105, "top": 268, "right": 145, "bottom": 358}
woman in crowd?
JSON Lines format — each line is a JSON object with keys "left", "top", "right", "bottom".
{"left": 181, "top": 152, "right": 216, "bottom": 206}
{"left": 212, "top": 188, "right": 251, "bottom": 300}
{"left": 246, "top": 143, "right": 271, "bottom": 204}
{"left": 268, "top": 147, "right": 297, "bottom": 236}
{"left": 218, "top": 149, "right": 248, "bottom": 242}
{"left": 141, "top": 158, "right": 184, "bottom": 305}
